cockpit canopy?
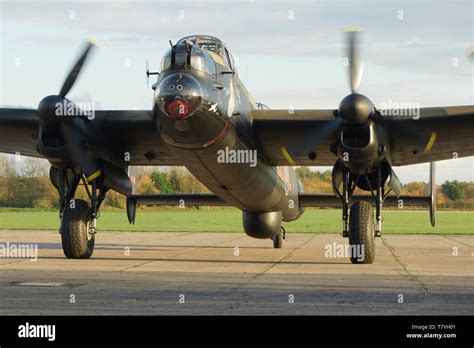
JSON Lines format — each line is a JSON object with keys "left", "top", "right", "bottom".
{"left": 160, "top": 46, "right": 217, "bottom": 77}
{"left": 160, "top": 35, "right": 236, "bottom": 77}
{"left": 177, "top": 35, "right": 226, "bottom": 60}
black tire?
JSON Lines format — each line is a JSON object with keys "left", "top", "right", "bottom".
{"left": 349, "top": 201, "right": 375, "bottom": 264}
{"left": 60, "top": 199, "right": 95, "bottom": 259}
{"left": 272, "top": 231, "right": 283, "bottom": 248}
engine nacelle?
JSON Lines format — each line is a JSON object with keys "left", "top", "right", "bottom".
{"left": 242, "top": 211, "right": 282, "bottom": 239}
{"left": 336, "top": 121, "right": 385, "bottom": 175}
{"left": 102, "top": 162, "right": 132, "bottom": 196}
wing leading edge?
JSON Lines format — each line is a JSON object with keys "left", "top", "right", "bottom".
{"left": 0, "top": 108, "right": 183, "bottom": 166}
{"left": 251, "top": 106, "right": 474, "bottom": 166}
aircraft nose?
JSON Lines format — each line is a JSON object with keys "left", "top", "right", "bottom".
{"left": 155, "top": 73, "right": 203, "bottom": 119}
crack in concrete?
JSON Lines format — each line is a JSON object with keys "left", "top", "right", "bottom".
{"left": 243, "top": 234, "right": 318, "bottom": 285}
{"left": 381, "top": 236, "right": 429, "bottom": 295}
{"left": 441, "top": 235, "right": 473, "bottom": 248}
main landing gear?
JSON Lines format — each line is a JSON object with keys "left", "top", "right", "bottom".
{"left": 337, "top": 166, "right": 387, "bottom": 264}
{"left": 348, "top": 201, "right": 375, "bottom": 264}
{"left": 54, "top": 168, "right": 108, "bottom": 259}
{"left": 61, "top": 199, "right": 95, "bottom": 259}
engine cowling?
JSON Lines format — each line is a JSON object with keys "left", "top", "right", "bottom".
{"left": 336, "top": 121, "right": 384, "bottom": 175}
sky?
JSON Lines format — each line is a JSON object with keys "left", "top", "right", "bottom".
{"left": 0, "top": 0, "right": 473, "bottom": 183}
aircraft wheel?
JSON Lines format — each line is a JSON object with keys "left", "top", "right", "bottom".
{"left": 60, "top": 199, "right": 95, "bottom": 259}
{"left": 272, "top": 230, "right": 283, "bottom": 249}
{"left": 349, "top": 201, "right": 375, "bottom": 264}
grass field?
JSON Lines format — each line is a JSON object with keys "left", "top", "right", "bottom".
{"left": 0, "top": 208, "right": 472, "bottom": 234}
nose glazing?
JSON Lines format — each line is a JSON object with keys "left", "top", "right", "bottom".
{"left": 155, "top": 73, "right": 203, "bottom": 119}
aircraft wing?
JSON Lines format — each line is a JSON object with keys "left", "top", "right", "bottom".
{"left": 251, "top": 106, "right": 474, "bottom": 166}
{"left": 0, "top": 108, "right": 40, "bottom": 158}
{"left": 381, "top": 106, "right": 474, "bottom": 166}
{"left": 94, "top": 110, "right": 182, "bottom": 165}
{"left": 0, "top": 108, "right": 183, "bottom": 165}
{"left": 251, "top": 109, "right": 338, "bottom": 166}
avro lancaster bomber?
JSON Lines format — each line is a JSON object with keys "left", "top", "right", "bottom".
{"left": 1, "top": 33, "right": 473, "bottom": 263}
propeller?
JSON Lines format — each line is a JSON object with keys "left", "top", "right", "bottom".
{"left": 346, "top": 29, "right": 363, "bottom": 94}
{"left": 288, "top": 117, "right": 342, "bottom": 156}
{"left": 289, "top": 30, "right": 373, "bottom": 155}
{"left": 59, "top": 41, "right": 97, "bottom": 98}
{"left": 38, "top": 41, "right": 97, "bottom": 130}
{"left": 36, "top": 40, "right": 102, "bottom": 181}
{"left": 289, "top": 29, "right": 432, "bottom": 158}
{"left": 337, "top": 29, "right": 374, "bottom": 125}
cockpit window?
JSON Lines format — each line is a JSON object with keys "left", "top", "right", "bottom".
{"left": 190, "top": 47, "right": 216, "bottom": 77}
{"left": 160, "top": 46, "right": 216, "bottom": 77}
{"left": 178, "top": 35, "right": 230, "bottom": 66}
{"left": 198, "top": 41, "right": 223, "bottom": 55}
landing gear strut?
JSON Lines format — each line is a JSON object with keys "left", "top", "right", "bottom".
{"left": 336, "top": 166, "right": 388, "bottom": 264}
{"left": 55, "top": 168, "right": 107, "bottom": 259}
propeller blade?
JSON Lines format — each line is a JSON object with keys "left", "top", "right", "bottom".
{"left": 59, "top": 40, "right": 97, "bottom": 98}
{"left": 345, "top": 29, "right": 363, "bottom": 93}
{"left": 289, "top": 117, "right": 342, "bottom": 156}
{"left": 60, "top": 120, "right": 102, "bottom": 180}
{"left": 395, "top": 122, "right": 434, "bottom": 148}
{"left": 373, "top": 112, "right": 433, "bottom": 147}
{"left": 468, "top": 47, "right": 474, "bottom": 62}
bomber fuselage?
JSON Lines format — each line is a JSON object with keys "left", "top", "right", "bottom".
{"left": 153, "top": 36, "right": 303, "bottom": 233}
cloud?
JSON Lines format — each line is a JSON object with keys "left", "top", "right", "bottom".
{"left": 2, "top": 1, "right": 471, "bottom": 67}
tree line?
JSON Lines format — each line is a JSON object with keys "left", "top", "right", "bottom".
{"left": 296, "top": 167, "right": 474, "bottom": 209}
{"left": 0, "top": 155, "right": 472, "bottom": 209}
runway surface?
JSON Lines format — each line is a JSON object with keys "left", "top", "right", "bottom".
{"left": 0, "top": 230, "right": 472, "bottom": 315}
